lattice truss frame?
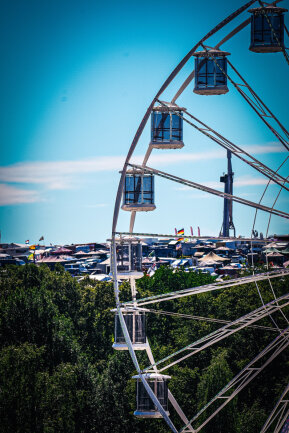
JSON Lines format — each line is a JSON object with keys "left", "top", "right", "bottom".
{"left": 110, "top": 0, "right": 289, "bottom": 432}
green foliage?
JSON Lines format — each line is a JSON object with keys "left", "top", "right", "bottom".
{"left": 0, "top": 343, "right": 45, "bottom": 433}
{"left": 196, "top": 348, "right": 237, "bottom": 433}
{"left": 37, "top": 361, "right": 99, "bottom": 433}
{"left": 0, "top": 265, "right": 288, "bottom": 433}
{"left": 137, "top": 265, "right": 215, "bottom": 297}
{"left": 235, "top": 400, "right": 267, "bottom": 433}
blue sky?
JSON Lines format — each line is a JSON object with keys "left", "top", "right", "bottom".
{"left": 0, "top": 0, "right": 288, "bottom": 244}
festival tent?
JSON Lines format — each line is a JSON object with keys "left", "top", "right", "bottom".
{"left": 262, "top": 247, "right": 280, "bottom": 254}
{"left": 198, "top": 251, "right": 228, "bottom": 266}
{"left": 215, "top": 246, "right": 231, "bottom": 251}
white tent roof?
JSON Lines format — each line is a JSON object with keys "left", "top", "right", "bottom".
{"left": 199, "top": 251, "right": 227, "bottom": 262}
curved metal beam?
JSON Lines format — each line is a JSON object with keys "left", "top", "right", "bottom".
{"left": 110, "top": 2, "right": 288, "bottom": 432}
{"left": 111, "top": 239, "right": 178, "bottom": 432}
{"left": 171, "top": 0, "right": 284, "bottom": 103}
{"left": 111, "top": 0, "right": 258, "bottom": 234}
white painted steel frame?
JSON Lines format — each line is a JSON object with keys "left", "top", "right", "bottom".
{"left": 257, "top": 0, "right": 289, "bottom": 65}
{"left": 154, "top": 99, "right": 289, "bottom": 192}
{"left": 111, "top": 238, "right": 179, "bottom": 432}
{"left": 127, "top": 163, "right": 289, "bottom": 220}
{"left": 111, "top": 0, "right": 261, "bottom": 233}
{"left": 115, "top": 230, "right": 272, "bottom": 242}
{"left": 197, "top": 43, "right": 289, "bottom": 151}
{"left": 171, "top": 0, "right": 285, "bottom": 103}
{"left": 140, "top": 292, "right": 289, "bottom": 373}
{"left": 122, "top": 270, "right": 289, "bottom": 306}
{"left": 180, "top": 327, "right": 289, "bottom": 432}
{"left": 110, "top": 0, "right": 288, "bottom": 431}
{"left": 143, "top": 307, "right": 283, "bottom": 332}
{"left": 260, "top": 383, "right": 289, "bottom": 433}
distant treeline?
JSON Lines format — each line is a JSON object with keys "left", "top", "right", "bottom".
{"left": 0, "top": 264, "right": 288, "bottom": 433}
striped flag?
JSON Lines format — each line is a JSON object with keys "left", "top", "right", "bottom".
{"left": 177, "top": 228, "right": 184, "bottom": 241}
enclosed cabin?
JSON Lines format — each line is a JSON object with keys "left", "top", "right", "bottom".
{"left": 133, "top": 373, "right": 171, "bottom": 418}
{"left": 249, "top": 6, "right": 287, "bottom": 53}
{"left": 113, "top": 308, "right": 147, "bottom": 350}
{"left": 194, "top": 49, "right": 230, "bottom": 95}
{"left": 122, "top": 169, "right": 155, "bottom": 212}
{"left": 113, "top": 237, "right": 143, "bottom": 273}
{"left": 151, "top": 104, "right": 185, "bottom": 149}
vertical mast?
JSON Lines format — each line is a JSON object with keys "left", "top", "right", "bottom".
{"left": 221, "top": 150, "right": 236, "bottom": 237}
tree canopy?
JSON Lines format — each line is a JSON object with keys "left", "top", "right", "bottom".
{"left": 0, "top": 264, "right": 288, "bottom": 433}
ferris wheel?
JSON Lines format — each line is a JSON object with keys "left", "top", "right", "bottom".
{"left": 110, "top": 1, "right": 289, "bottom": 432}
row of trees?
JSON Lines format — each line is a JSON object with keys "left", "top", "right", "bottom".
{"left": 0, "top": 264, "right": 288, "bottom": 432}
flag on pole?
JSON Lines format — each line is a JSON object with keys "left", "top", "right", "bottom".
{"left": 198, "top": 227, "right": 201, "bottom": 237}
{"left": 39, "top": 236, "right": 44, "bottom": 242}
{"left": 190, "top": 226, "right": 193, "bottom": 236}
{"left": 25, "top": 240, "right": 29, "bottom": 244}
{"left": 29, "top": 245, "right": 36, "bottom": 250}
{"left": 177, "top": 228, "right": 184, "bottom": 241}
{"left": 174, "top": 228, "right": 178, "bottom": 235}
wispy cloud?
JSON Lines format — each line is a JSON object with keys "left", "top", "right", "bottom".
{"left": 234, "top": 176, "right": 268, "bottom": 187}
{"left": 0, "top": 142, "right": 285, "bottom": 206}
{"left": 0, "top": 156, "right": 127, "bottom": 190}
{"left": 0, "top": 152, "right": 225, "bottom": 189}
{"left": 243, "top": 143, "right": 287, "bottom": 155}
{"left": 0, "top": 184, "right": 40, "bottom": 205}
{"left": 1, "top": 143, "right": 284, "bottom": 189}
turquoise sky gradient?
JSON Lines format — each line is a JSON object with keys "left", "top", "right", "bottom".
{"left": 0, "top": 0, "right": 288, "bottom": 244}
